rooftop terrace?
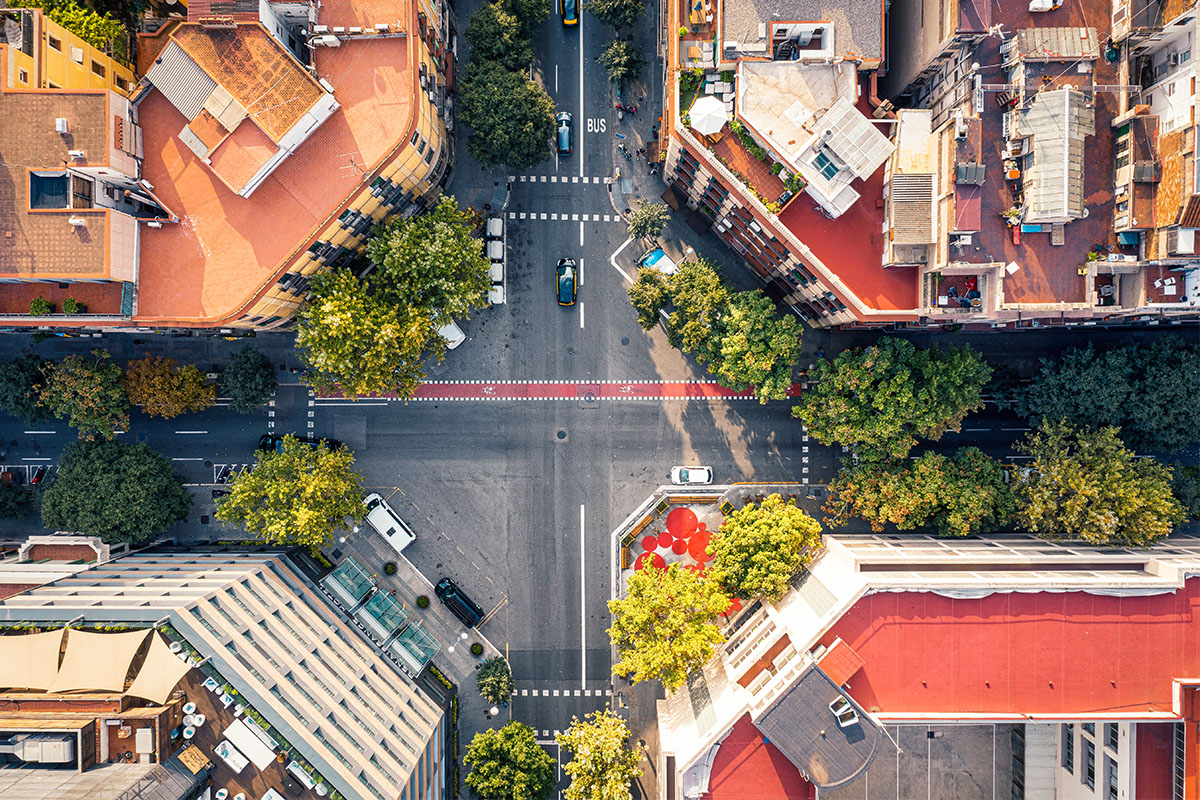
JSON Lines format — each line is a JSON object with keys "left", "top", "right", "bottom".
{"left": 719, "top": 0, "right": 883, "bottom": 62}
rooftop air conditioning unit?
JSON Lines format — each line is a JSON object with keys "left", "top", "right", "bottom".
{"left": 55, "top": 118, "right": 69, "bottom": 134}
{"left": 67, "top": 149, "right": 85, "bottom": 160}
{"left": 312, "top": 25, "right": 330, "bottom": 34}
{"left": 140, "top": 180, "right": 154, "bottom": 191}
{"left": 68, "top": 217, "right": 86, "bottom": 227}
{"left": 1169, "top": 52, "right": 1181, "bottom": 65}
{"left": 314, "top": 35, "right": 340, "bottom": 47}
{"left": 147, "top": 220, "right": 163, "bottom": 228}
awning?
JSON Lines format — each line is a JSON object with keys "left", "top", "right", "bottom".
{"left": 222, "top": 718, "right": 277, "bottom": 771}
{"left": 47, "top": 628, "right": 149, "bottom": 694}
{"left": 0, "top": 629, "right": 65, "bottom": 690}
{"left": 126, "top": 632, "right": 193, "bottom": 705}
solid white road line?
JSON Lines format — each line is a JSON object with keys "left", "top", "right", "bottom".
{"left": 580, "top": 503, "right": 586, "bottom": 690}
{"left": 579, "top": 301, "right": 585, "bottom": 328}
{"left": 609, "top": 236, "right": 634, "bottom": 283}
{"left": 23, "top": 430, "right": 56, "bottom": 434}
{"left": 579, "top": 257, "right": 584, "bottom": 286}
{"left": 555, "top": 64, "right": 558, "bottom": 93}
{"left": 578, "top": 14, "right": 585, "bottom": 180}
{"left": 171, "top": 457, "right": 204, "bottom": 461}
{"left": 20, "top": 457, "right": 51, "bottom": 461}
{"left": 174, "top": 430, "right": 208, "bottom": 434}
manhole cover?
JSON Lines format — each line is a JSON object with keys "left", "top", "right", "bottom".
{"left": 556, "top": 429, "right": 568, "bottom": 441}
{"left": 584, "top": 392, "right": 596, "bottom": 402}
{"left": 621, "top": 337, "right": 630, "bottom": 346}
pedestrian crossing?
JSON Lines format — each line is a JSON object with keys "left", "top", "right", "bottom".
{"left": 510, "top": 174, "right": 610, "bottom": 184}
{"left": 515, "top": 687, "right": 613, "bottom": 698}
{"left": 508, "top": 211, "right": 622, "bottom": 223}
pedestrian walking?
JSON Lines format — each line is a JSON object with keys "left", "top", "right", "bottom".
{"left": 817, "top": 347, "right": 825, "bottom": 359}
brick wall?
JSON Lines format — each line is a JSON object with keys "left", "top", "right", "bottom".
{"left": 25, "top": 544, "right": 98, "bottom": 562}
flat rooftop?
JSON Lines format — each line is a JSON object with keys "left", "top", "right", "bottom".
{"left": 821, "top": 577, "right": 1200, "bottom": 718}
{"left": 134, "top": 18, "right": 413, "bottom": 324}
{"left": 0, "top": 91, "right": 111, "bottom": 279}
{"left": 720, "top": 0, "right": 883, "bottom": 62}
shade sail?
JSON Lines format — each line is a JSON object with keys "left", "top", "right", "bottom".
{"left": 0, "top": 629, "right": 65, "bottom": 690}
{"left": 126, "top": 632, "right": 193, "bottom": 705}
{"left": 690, "top": 95, "right": 728, "bottom": 136}
{"left": 47, "top": 628, "right": 149, "bottom": 694}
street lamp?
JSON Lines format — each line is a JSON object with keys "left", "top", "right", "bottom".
{"left": 489, "top": 706, "right": 499, "bottom": 716}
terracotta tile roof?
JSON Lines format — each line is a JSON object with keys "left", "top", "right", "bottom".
{"left": 1179, "top": 194, "right": 1200, "bottom": 228}
{"left": 0, "top": 90, "right": 112, "bottom": 278}
{"left": 134, "top": 35, "right": 414, "bottom": 323}
{"left": 822, "top": 579, "right": 1200, "bottom": 718}
{"left": 171, "top": 24, "right": 325, "bottom": 142}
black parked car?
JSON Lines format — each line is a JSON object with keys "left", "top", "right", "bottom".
{"left": 434, "top": 578, "right": 484, "bottom": 628}
{"left": 257, "top": 434, "right": 344, "bottom": 453}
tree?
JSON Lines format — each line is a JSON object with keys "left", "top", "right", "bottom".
{"left": 597, "top": 39, "right": 644, "bottom": 82}
{"left": 584, "top": 0, "right": 644, "bottom": 27}
{"left": 1173, "top": 465, "right": 1200, "bottom": 520}
{"left": 19, "top": 0, "right": 123, "bottom": 49}
{"left": 707, "top": 493, "right": 821, "bottom": 600}
{"left": 478, "top": 656, "right": 515, "bottom": 704}
{"left": 0, "top": 353, "right": 50, "bottom": 424}
{"left": 464, "top": 722, "right": 556, "bottom": 800}
{"left": 0, "top": 483, "right": 33, "bottom": 519}
{"left": 663, "top": 258, "right": 728, "bottom": 361}
{"left": 1013, "top": 421, "right": 1184, "bottom": 546}
{"left": 123, "top": 355, "right": 215, "bottom": 419}
{"left": 609, "top": 563, "right": 728, "bottom": 691}
{"left": 39, "top": 350, "right": 129, "bottom": 440}
{"left": 500, "top": 0, "right": 550, "bottom": 36}
{"left": 627, "top": 267, "right": 670, "bottom": 330}
{"left": 825, "top": 448, "right": 1016, "bottom": 537}
{"left": 556, "top": 710, "right": 642, "bottom": 800}
{"left": 793, "top": 338, "right": 990, "bottom": 461}
{"left": 626, "top": 200, "right": 667, "bottom": 241}
{"left": 40, "top": 440, "right": 191, "bottom": 544}
{"left": 1016, "top": 336, "right": 1200, "bottom": 452}
{"left": 222, "top": 346, "right": 278, "bottom": 414}
{"left": 214, "top": 435, "right": 365, "bottom": 551}
{"left": 461, "top": 63, "right": 556, "bottom": 170}
{"left": 467, "top": 2, "right": 532, "bottom": 75}
{"left": 710, "top": 291, "right": 801, "bottom": 402}
{"left": 296, "top": 270, "right": 433, "bottom": 399}
{"left": 365, "top": 196, "right": 491, "bottom": 324}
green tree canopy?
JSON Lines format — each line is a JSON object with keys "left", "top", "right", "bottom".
{"left": 20, "top": 0, "right": 123, "bottom": 49}
{"left": 123, "top": 355, "right": 215, "bottom": 419}
{"left": 477, "top": 656, "right": 515, "bottom": 704}
{"left": 1014, "top": 421, "right": 1184, "bottom": 546}
{"left": 1016, "top": 336, "right": 1200, "bottom": 452}
{"left": 1173, "top": 465, "right": 1200, "bottom": 520}
{"left": 296, "top": 270, "right": 433, "bottom": 399}
{"left": 627, "top": 267, "right": 670, "bottom": 330}
{"left": 609, "top": 563, "right": 728, "bottom": 691}
{"left": 214, "top": 435, "right": 365, "bottom": 552}
{"left": 793, "top": 337, "right": 990, "bottom": 461}
{"left": 583, "top": 0, "right": 644, "bottom": 27}
{"left": 556, "top": 710, "right": 642, "bottom": 800}
{"left": 461, "top": 63, "right": 556, "bottom": 170}
{"left": 365, "top": 196, "right": 491, "bottom": 324}
{"left": 711, "top": 291, "right": 801, "bottom": 401}
{"left": 664, "top": 258, "right": 729, "bottom": 360}
{"left": 707, "top": 493, "right": 822, "bottom": 600}
{"left": 465, "top": 722, "right": 556, "bottom": 800}
{"left": 467, "top": 1, "right": 532, "bottom": 70}
{"left": 39, "top": 350, "right": 129, "bottom": 440}
{"left": 626, "top": 199, "right": 668, "bottom": 240}
{"left": 222, "top": 346, "right": 278, "bottom": 414}
{"left": 0, "top": 483, "right": 34, "bottom": 520}
{"left": 825, "top": 447, "right": 1016, "bottom": 537}
{"left": 0, "top": 352, "right": 50, "bottom": 424}
{"left": 597, "top": 39, "right": 644, "bottom": 82}
{"left": 40, "top": 440, "right": 191, "bottom": 544}
{"left": 500, "top": 0, "right": 550, "bottom": 35}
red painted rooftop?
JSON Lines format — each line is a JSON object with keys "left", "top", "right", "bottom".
{"left": 702, "top": 714, "right": 815, "bottom": 800}
{"left": 820, "top": 579, "right": 1200, "bottom": 718}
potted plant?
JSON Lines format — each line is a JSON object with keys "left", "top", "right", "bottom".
{"left": 29, "top": 297, "right": 53, "bottom": 316}
{"left": 62, "top": 296, "right": 85, "bottom": 314}
{"left": 470, "top": 642, "right": 484, "bottom": 657}
{"left": 416, "top": 595, "right": 430, "bottom": 608}
{"left": 383, "top": 562, "right": 397, "bottom": 575}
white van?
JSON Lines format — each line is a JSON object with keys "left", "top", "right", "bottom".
{"left": 362, "top": 493, "right": 416, "bottom": 554}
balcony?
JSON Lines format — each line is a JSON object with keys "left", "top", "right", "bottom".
{"left": 925, "top": 272, "right": 986, "bottom": 314}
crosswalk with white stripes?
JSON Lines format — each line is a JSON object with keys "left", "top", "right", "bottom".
{"left": 508, "top": 211, "right": 620, "bottom": 222}
{"left": 510, "top": 174, "right": 609, "bottom": 184}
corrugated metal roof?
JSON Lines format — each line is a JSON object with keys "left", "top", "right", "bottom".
{"left": 145, "top": 41, "right": 216, "bottom": 122}
{"left": 889, "top": 173, "right": 934, "bottom": 244}
{"left": 1015, "top": 88, "right": 1095, "bottom": 223}
{"left": 1015, "top": 27, "right": 1099, "bottom": 61}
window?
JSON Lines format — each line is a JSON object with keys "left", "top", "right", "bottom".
{"left": 1082, "top": 738, "right": 1095, "bottom": 789}
{"left": 48, "top": 34, "right": 61, "bottom": 51}
{"left": 17, "top": 68, "right": 28, "bottom": 84}
{"left": 1083, "top": 722, "right": 1095, "bottom": 736}
{"left": 1062, "top": 724, "right": 1075, "bottom": 772}
{"left": 91, "top": 60, "right": 106, "bottom": 78}
{"left": 1104, "top": 755, "right": 1118, "bottom": 800}
{"left": 1105, "top": 723, "right": 1119, "bottom": 752}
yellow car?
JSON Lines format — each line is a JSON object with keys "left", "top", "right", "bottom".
{"left": 561, "top": 0, "right": 578, "bottom": 26}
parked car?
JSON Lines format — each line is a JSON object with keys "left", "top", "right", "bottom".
{"left": 637, "top": 246, "right": 680, "bottom": 276}
{"left": 257, "top": 433, "right": 343, "bottom": 453}
{"left": 556, "top": 258, "right": 577, "bottom": 306}
{"left": 560, "top": 0, "right": 578, "bottom": 25}
{"left": 211, "top": 489, "right": 231, "bottom": 501}
{"left": 362, "top": 493, "right": 416, "bottom": 554}
{"left": 670, "top": 466, "right": 713, "bottom": 485}
{"left": 30, "top": 466, "right": 47, "bottom": 486}
{"left": 435, "top": 577, "right": 485, "bottom": 627}
{"left": 556, "top": 112, "right": 572, "bottom": 156}
{"left": 438, "top": 320, "right": 467, "bottom": 350}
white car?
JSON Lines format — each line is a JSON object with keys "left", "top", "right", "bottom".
{"left": 362, "top": 493, "right": 416, "bottom": 554}
{"left": 437, "top": 320, "right": 466, "bottom": 350}
{"left": 670, "top": 466, "right": 713, "bottom": 485}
